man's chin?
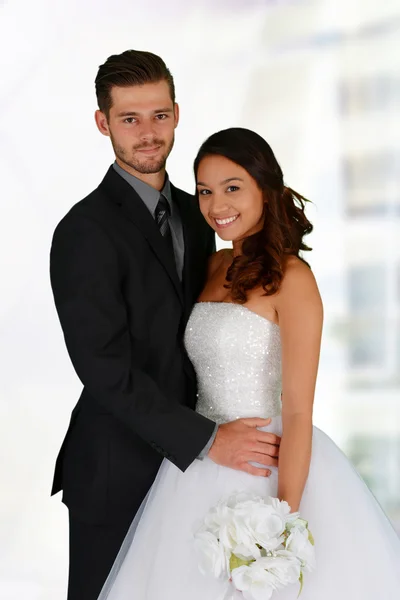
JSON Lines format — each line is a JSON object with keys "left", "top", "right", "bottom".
{"left": 131, "top": 157, "right": 167, "bottom": 175}
{"left": 137, "top": 164, "right": 166, "bottom": 175}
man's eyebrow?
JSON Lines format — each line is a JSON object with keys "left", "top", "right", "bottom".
{"left": 117, "top": 108, "right": 174, "bottom": 117}
{"left": 153, "top": 108, "right": 174, "bottom": 113}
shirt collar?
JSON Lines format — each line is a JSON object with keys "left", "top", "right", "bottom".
{"left": 113, "top": 161, "right": 173, "bottom": 216}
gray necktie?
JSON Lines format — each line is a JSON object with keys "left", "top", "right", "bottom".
{"left": 155, "top": 194, "right": 176, "bottom": 268}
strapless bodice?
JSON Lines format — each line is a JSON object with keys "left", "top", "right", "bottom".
{"left": 184, "top": 302, "right": 282, "bottom": 424}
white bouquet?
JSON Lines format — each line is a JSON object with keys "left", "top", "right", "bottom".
{"left": 194, "top": 492, "right": 315, "bottom": 600}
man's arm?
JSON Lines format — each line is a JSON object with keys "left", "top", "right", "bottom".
{"left": 50, "top": 213, "right": 215, "bottom": 472}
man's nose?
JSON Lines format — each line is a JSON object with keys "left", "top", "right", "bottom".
{"left": 138, "top": 120, "right": 156, "bottom": 140}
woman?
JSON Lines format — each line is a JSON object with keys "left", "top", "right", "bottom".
{"left": 98, "top": 128, "right": 400, "bottom": 599}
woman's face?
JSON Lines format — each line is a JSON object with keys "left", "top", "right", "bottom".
{"left": 196, "top": 155, "right": 265, "bottom": 243}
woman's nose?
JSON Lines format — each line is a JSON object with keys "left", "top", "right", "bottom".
{"left": 209, "top": 195, "right": 230, "bottom": 215}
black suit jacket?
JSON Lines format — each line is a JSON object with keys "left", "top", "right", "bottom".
{"left": 50, "top": 166, "right": 216, "bottom": 523}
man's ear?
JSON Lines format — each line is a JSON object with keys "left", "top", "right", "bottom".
{"left": 174, "top": 103, "right": 180, "bottom": 129}
{"left": 95, "top": 110, "right": 110, "bottom": 137}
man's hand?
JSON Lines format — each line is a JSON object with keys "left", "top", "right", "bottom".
{"left": 208, "top": 418, "right": 280, "bottom": 476}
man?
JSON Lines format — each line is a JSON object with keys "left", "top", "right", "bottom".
{"left": 50, "top": 49, "right": 280, "bottom": 600}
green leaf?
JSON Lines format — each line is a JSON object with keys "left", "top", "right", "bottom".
{"left": 308, "top": 529, "right": 315, "bottom": 546}
{"left": 292, "top": 518, "right": 308, "bottom": 530}
{"left": 299, "top": 518, "right": 308, "bottom": 529}
{"left": 229, "top": 554, "right": 252, "bottom": 572}
{"left": 298, "top": 571, "right": 304, "bottom": 597}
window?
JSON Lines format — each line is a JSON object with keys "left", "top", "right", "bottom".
{"left": 343, "top": 152, "right": 400, "bottom": 216}
{"left": 339, "top": 75, "right": 400, "bottom": 115}
{"left": 347, "top": 264, "right": 386, "bottom": 368}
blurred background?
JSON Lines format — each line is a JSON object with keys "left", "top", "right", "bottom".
{"left": 1, "top": 0, "right": 399, "bottom": 597}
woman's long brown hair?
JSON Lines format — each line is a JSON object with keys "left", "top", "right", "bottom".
{"left": 194, "top": 128, "right": 313, "bottom": 303}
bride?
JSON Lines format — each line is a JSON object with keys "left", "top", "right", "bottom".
{"left": 98, "top": 127, "right": 400, "bottom": 599}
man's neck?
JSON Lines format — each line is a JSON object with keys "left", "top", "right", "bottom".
{"left": 115, "top": 158, "right": 166, "bottom": 192}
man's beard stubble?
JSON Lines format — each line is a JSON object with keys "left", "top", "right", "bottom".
{"left": 111, "top": 133, "right": 175, "bottom": 175}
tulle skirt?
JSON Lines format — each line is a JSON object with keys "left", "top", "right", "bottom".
{"left": 98, "top": 417, "right": 400, "bottom": 599}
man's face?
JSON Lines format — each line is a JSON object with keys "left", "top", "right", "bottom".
{"left": 95, "top": 80, "right": 179, "bottom": 176}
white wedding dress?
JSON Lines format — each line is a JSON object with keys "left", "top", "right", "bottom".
{"left": 98, "top": 302, "right": 400, "bottom": 599}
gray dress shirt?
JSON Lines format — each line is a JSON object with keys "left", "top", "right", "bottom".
{"left": 113, "top": 161, "right": 184, "bottom": 280}
{"left": 112, "top": 162, "right": 217, "bottom": 459}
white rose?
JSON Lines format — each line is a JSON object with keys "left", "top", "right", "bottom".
{"left": 257, "top": 552, "right": 301, "bottom": 588}
{"left": 229, "top": 509, "right": 262, "bottom": 560}
{"left": 232, "top": 553, "right": 302, "bottom": 600}
{"left": 266, "top": 497, "right": 299, "bottom": 524}
{"left": 231, "top": 543, "right": 261, "bottom": 561}
{"left": 286, "top": 526, "right": 316, "bottom": 571}
{"left": 203, "top": 502, "right": 232, "bottom": 538}
{"left": 202, "top": 502, "right": 239, "bottom": 553}
{"left": 233, "top": 502, "right": 286, "bottom": 551}
{"left": 194, "top": 531, "right": 229, "bottom": 579}
{"left": 202, "top": 494, "right": 255, "bottom": 549}
{"left": 227, "top": 492, "right": 264, "bottom": 508}
{"left": 231, "top": 563, "right": 276, "bottom": 600}
{"left": 203, "top": 494, "right": 264, "bottom": 556}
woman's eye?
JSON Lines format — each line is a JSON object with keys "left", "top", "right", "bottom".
{"left": 227, "top": 185, "right": 239, "bottom": 192}
{"left": 199, "top": 189, "right": 211, "bottom": 196}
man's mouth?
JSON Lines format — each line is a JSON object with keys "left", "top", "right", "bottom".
{"left": 137, "top": 146, "right": 161, "bottom": 155}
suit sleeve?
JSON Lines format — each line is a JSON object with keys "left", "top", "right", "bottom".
{"left": 50, "top": 213, "right": 215, "bottom": 472}
{"left": 206, "top": 224, "right": 217, "bottom": 257}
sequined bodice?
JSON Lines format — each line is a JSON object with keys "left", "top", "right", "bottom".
{"left": 184, "top": 302, "right": 282, "bottom": 424}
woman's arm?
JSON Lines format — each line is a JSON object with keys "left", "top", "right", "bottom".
{"left": 275, "top": 257, "right": 323, "bottom": 512}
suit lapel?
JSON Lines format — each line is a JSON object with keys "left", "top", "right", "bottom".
{"left": 100, "top": 167, "right": 184, "bottom": 306}
{"left": 171, "top": 184, "right": 196, "bottom": 316}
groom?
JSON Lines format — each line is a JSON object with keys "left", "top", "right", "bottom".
{"left": 50, "top": 49, "right": 280, "bottom": 600}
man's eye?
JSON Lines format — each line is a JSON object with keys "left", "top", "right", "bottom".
{"left": 124, "top": 118, "right": 136, "bottom": 124}
{"left": 155, "top": 114, "right": 168, "bottom": 120}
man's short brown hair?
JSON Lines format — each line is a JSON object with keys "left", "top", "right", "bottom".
{"left": 95, "top": 50, "right": 176, "bottom": 117}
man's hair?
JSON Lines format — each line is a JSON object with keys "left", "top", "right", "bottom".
{"left": 95, "top": 49, "right": 176, "bottom": 117}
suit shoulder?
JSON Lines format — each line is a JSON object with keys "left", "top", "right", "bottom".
{"left": 52, "top": 186, "right": 110, "bottom": 237}
{"left": 171, "top": 184, "right": 196, "bottom": 204}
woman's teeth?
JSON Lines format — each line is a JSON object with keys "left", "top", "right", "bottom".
{"left": 215, "top": 215, "right": 239, "bottom": 226}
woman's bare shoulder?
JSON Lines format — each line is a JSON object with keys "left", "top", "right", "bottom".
{"left": 278, "top": 255, "right": 323, "bottom": 311}
{"left": 284, "top": 255, "right": 318, "bottom": 284}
